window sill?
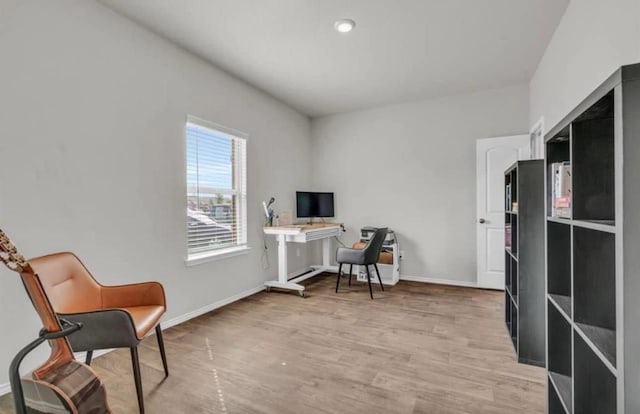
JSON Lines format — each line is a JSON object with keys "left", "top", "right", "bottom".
{"left": 185, "top": 246, "right": 251, "bottom": 267}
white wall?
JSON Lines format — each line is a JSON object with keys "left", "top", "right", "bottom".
{"left": 0, "top": 0, "right": 312, "bottom": 387}
{"left": 311, "top": 84, "right": 529, "bottom": 284}
{"left": 530, "top": 0, "right": 640, "bottom": 130}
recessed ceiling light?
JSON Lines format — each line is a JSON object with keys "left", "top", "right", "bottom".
{"left": 334, "top": 19, "right": 355, "bottom": 33}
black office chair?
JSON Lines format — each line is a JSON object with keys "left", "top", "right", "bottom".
{"left": 335, "top": 228, "right": 388, "bottom": 299}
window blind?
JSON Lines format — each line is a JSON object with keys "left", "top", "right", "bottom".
{"left": 186, "top": 117, "right": 247, "bottom": 257}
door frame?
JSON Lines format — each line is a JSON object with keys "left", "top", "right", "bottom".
{"left": 530, "top": 117, "right": 545, "bottom": 160}
{"left": 476, "top": 135, "right": 530, "bottom": 289}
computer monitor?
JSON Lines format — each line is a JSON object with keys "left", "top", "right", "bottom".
{"left": 296, "top": 191, "right": 334, "bottom": 218}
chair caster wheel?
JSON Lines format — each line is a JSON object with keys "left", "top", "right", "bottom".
{"left": 299, "top": 291, "right": 305, "bottom": 298}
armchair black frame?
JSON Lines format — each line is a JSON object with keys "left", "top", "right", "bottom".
{"left": 61, "top": 309, "right": 168, "bottom": 414}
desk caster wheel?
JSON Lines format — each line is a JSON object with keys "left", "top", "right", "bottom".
{"left": 299, "top": 291, "right": 305, "bottom": 298}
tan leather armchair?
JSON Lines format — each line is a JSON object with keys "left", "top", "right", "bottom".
{"left": 29, "top": 252, "right": 168, "bottom": 414}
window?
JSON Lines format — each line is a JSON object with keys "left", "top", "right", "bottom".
{"left": 186, "top": 116, "right": 247, "bottom": 261}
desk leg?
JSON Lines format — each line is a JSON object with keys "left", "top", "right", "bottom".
{"left": 322, "top": 237, "right": 332, "bottom": 267}
{"left": 277, "top": 234, "right": 288, "bottom": 283}
{"left": 264, "top": 234, "right": 305, "bottom": 296}
{"left": 309, "top": 237, "right": 339, "bottom": 275}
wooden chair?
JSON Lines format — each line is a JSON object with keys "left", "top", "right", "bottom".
{"left": 29, "top": 252, "right": 168, "bottom": 414}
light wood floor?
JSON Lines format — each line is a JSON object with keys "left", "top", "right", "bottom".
{"left": 0, "top": 274, "right": 545, "bottom": 413}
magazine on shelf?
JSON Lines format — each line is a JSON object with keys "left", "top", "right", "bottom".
{"left": 551, "top": 161, "right": 571, "bottom": 218}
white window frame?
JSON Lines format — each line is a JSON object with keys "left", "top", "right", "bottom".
{"left": 185, "top": 115, "right": 249, "bottom": 266}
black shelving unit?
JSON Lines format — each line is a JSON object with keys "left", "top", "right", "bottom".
{"left": 504, "top": 160, "right": 545, "bottom": 367}
{"left": 545, "top": 63, "right": 640, "bottom": 413}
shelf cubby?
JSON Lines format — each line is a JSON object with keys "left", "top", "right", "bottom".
{"left": 574, "top": 333, "right": 617, "bottom": 413}
{"left": 511, "top": 301, "right": 518, "bottom": 351}
{"left": 511, "top": 257, "right": 518, "bottom": 304}
{"left": 506, "top": 291, "right": 512, "bottom": 332}
{"left": 573, "top": 226, "right": 616, "bottom": 367}
{"left": 506, "top": 290, "right": 517, "bottom": 354}
{"left": 571, "top": 90, "right": 615, "bottom": 223}
{"left": 548, "top": 294, "right": 571, "bottom": 322}
{"left": 546, "top": 128, "right": 571, "bottom": 219}
{"left": 546, "top": 125, "right": 570, "bottom": 163}
{"left": 548, "top": 379, "right": 569, "bottom": 414}
{"left": 505, "top": 172, "right": 512, "bottom": 210}
{"left": 505, "top": 252, "right": 512, "bottom": 293}
{"left": 571, "top": 219, "right": 615, "bottom": 233}
{"left": 511, "top": 167, "right": 518, "bottom": 207}
{"left": 511, "top": 214, "right": 518, "bottom": 256}
{"left": 548, "top": 302, "right": 572, "bottom": 412}
{"left": 547, "top": 221, "right": 571, "bottom": 317}
{"left": 575, "top": 323, "right": 616, "bottom": 371}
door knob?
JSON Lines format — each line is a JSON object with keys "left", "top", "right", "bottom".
{"left": 479, "top": 218, "right": 486, "bottom": 224}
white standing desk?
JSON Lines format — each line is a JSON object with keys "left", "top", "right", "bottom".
{"left": 263, "top": 223, "right": 342, "bottom": 296}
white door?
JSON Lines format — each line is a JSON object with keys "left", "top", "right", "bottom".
{"left": 476, "top": 135, "right": 530, "bottom": 289}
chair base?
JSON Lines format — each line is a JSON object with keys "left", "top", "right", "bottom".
{"left": 84, "top": 324, "right": 168, "bottom": 414}
{"left": 85, "top": 350, "right": 93, "bottom": 365}
{"left": 335, "top": 263, "right": 385, "bottom": 299}
{"left": 365, "top": 266, "right": 373, "bottom": 299}
{"left": 132, "top": 324, "right": 169, "bottom": 413}
{"left": 374, "top": 264, "right": 385, "bottom": 292}
{"left": 156, "top": 324, "right": 169, "bottom": 377}
{"left": 130, "top": 347, "right": 144, "bottom": 414}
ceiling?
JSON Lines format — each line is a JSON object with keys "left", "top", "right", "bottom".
{"left": 98, "top": 0, "right": 569, "bottom": 117}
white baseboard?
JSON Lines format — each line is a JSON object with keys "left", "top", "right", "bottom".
{"left": 0, "top": 284, "right": 266, "bottom": 397}
{"left": 399, "top": 274, "right": 478, "bottom": 288}
{"left": 288, "top": 266, "right": 317, "bottom": 279}
{"left": 161, "top": 284, "right": 265, "bottom": 329}
{"left": 0, "top": 382, "right": 9, "bottom": 397}
{"left": 73, "top": 349, "right": 112, "bottom": 363}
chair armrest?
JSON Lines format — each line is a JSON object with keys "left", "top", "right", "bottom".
{"left": 336, "top": 247, "right": 366, "bottom": 265}
{"left": 60, "top": 309, "right": 140, "bottom": 350}
{"left": 101, "top": 281, "right": 166, "bottom": 309}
